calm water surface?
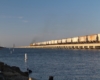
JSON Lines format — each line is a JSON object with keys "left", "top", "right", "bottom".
{"left": 0, "top": 48, "right": 100, "bottom": 80}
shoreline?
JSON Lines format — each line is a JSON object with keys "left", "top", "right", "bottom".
{"left": 0, "top": 61, "right": 36, "bottom": 80}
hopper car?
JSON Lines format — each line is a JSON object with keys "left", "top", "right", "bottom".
{"left": 79, "top": 36, "right": 87, "bottom": 43}
{"left": 67, "top": 38, "right": 72, "bottom": 43}
{"left": 98, "top": 34, "right": 100, "bottom": 42}
{"left": 54, "top": 40, "right": 58, "bottom": 44}
{"left": 57, "top": 40, "right": 62, "bottom": 44}
{"left": 87, "top": 34, "right": 97, "bottom": 42}
{"left": 51, "top": 40, "right": 55, "bottom": 45}
{"left": 71, "top": 37, "right": 78, "bottom": 43}
{"left": 62, "top": 39, "right": 67, "bottom": 44}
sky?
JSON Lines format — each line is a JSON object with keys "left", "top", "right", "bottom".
{"left": 0, "top": 0, "right": 100, "bottom": 47}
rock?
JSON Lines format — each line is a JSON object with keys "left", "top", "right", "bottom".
{"left": 0, "top": 61, "right": 29, "bottom": 80}
{"left": 0, "top": 61, "right": 37, "bottom": 80}
{"left": 2, "top": 72, "right": 20, "bottom": 76}
{"left": 0, "top": 62, "right": 4, "bottom": 71}
{"left": 5, "top": 75, "right": 29, "bottom": 80}
{"left": 3, "top": 64, "right": 13, "bottom": 72}
{"left": 0, "top": 72, "right": 5, "bottom": 80}
{"left": 11, "top": 66, "right": 21, "bottom": 72}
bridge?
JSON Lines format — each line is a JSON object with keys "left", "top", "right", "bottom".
{"left": 18, "top": 43, "right": 100, "bottom": 49}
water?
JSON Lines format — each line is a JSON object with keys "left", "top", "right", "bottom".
{"left": 0, "top": 48, "right": 100, "bottom": 80}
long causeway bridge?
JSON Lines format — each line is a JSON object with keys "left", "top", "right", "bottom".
{"left": 19, "top": 33, "right": 100, "bottom": 49}
{"left": 19, "top": 43, "right": 100, "bottom": 49}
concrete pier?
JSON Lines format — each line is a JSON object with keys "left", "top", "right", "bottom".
{"left": 18, "top": 43, "right": 100, "bottom": 49}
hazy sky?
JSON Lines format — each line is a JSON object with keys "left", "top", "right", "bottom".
{"left": 0, "top": 0, "right": 100, "bottom": 47}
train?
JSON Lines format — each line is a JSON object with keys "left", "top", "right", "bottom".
{"left": 30, "top": 33, "right": 100, "bottom": 46}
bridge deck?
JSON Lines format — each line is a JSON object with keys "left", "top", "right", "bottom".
{"left": 18, "top": 43, "right": 100, "bottom": 49}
